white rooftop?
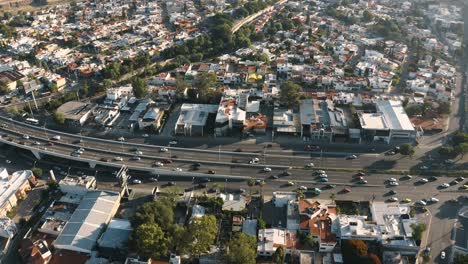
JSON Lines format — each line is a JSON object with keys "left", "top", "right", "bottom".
{"left": 54, "top": 191, "right": 120, "bottom": 254}
{"left": 359, "top": 113, "right": 388, "bottom": 130}
{"left": 0, "top": 168, "right": 32, "bottom": 209}
{"left": 376, "top": 100, "right": 415, "bottom": 131}
{"left": 177, "top": 103, "right": 217, "bottom": 127}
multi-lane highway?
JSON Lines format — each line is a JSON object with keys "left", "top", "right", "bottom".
{"left": 0, "top": 116, "right": 447, "bottom": 179}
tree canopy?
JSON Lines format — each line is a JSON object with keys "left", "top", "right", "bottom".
{"left": 399, "top": 144, "right": 415, "bottom": 157}
{"left": 279, "top": 81, "right": 301, "bottom": 108}
{"left": 188, "top": 215, "right": 218, "bottom": 256}
{"left": 226, "top": 233, "right": 257, "bottom": 264}
{"left": 132, "top": 77, "right": 148, "bottom": 99}
{"left": 133, "top": 222, "right": 169, "bottom": 259}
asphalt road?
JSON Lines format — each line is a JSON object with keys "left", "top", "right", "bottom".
{"left": 2, "top": 117, "right": 464, "bottom": 177}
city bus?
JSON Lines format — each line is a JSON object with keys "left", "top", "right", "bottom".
{"left": 25, "top": 118, "right": 40, "bottom": 125}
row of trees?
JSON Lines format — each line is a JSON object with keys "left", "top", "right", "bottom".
{"left": 130, "top": 197, "right": 218, "bottom": 259}
{"left": 439, "top": 131, "right": 468, "bottom": 159}
{"left": 101, "top": 53, "right": 152, "bottom": 80}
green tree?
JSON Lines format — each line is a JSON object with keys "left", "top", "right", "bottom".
{"left": 132, "top": 200, "right": 175, "bottom": 231}
{"left": 188, "top": 215, "right": 218, "bottom": 256}
{"left": 399, "top": 144, "right": 415, "bottom": 158}
{"left": 453, "top": 132, "right": 468, "bottom": 145}
{"left": 439, "top": 146, "right": 456, "bottom": 158}
{"left": 454, "top": 253, "right": 468, "bottom": 264}
{"left": 53, "top": 112, "right": 65, "bottom": 125}
{"left": 0, "top": 80, "right": 9, "bottom": 95}
{"left": 132, "top": 77, "right": 148, "bottom": 98}
{"left": 133, "top": 222, "right": 169, "bottom": 259}
{"left": 175, "top": 77, "right": 189, "bottom": 97}
{"left": 226, "top": 233, "right": 257, "bottom": 264}
{"left": 196, "top": 72, "right": 217, "bottom": 101}
{"left": 31, "top": 168, "right": 43, "bottom": 178}
{"left": 258, "top": 214, "right": 266, "bottom": 229}
{"left": 247, "top": 178, "right": 256, "bottom": 197}
{"left": 80, "top": 82, "right": 89, "bottom": 97}
{"left": 411, "top": 223, "right": 427, "bottom": 241}
{"left": 103, "top": 79, "right": 113, "bottom": 89}
{"left": 279, "top": 81, "right": 301, "bottom": 108}
{"left": 455, "top": 143, "right": 468, "bottom": 158}
{"left": 438, "top": 102, "right": 451, "bottom": 115}
{"left": 362, "top": 10, "right": 373, "bottom": 22}
{"left": 49, "top": 83, "right": 58, "bottom": 93}
{"left": 273, "top": 247, "right": 285, "bottom": 264}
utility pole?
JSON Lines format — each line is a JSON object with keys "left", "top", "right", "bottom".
{"left": 31, "top": 91, "right": 38, "bottom": 110}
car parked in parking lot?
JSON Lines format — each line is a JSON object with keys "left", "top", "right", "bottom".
{"left": 440, "top": 183, "right": 450, "bottom": 188}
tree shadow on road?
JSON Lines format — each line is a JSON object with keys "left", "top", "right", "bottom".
{"left": 434, "top": 199, "right": 462, "bottom": 220}
{"left": 364, "top": 159, "right": 397, "bottom": 171}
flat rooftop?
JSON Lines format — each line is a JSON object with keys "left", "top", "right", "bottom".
{"left": 359, "top": 112, "right": 389, "bottom": 130}
{"left": 177, "top": 103, "right": 217, "bottom": 127}
{"left": 0, "top": 168, "right": 31, "bottom": 209}
{"left": 376, "top": 100, "right": 414, "bottom": 131}
{"left": 56, "top": 101, "right": 96, "bottom": 121}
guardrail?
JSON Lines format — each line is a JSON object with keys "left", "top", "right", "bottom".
{"left": 0, "top": 123, "right": 291, "bottom": 170}
{"left": 0, "top": 137, "right": 252, "bottom": 180}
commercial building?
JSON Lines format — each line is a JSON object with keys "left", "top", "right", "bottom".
{"left": 56, "top": 101, "right": 97, "bottom": 127}
{"left": 273, "top": 109, "right": 300, "bottom": 135}
{"left": 175, "top": 103, "right": 217, "bottom": 136}
{"left": 359, "top": 100, "right": 416, "bottom": 143}
{"left": 0, "top": 70, "right": 26, "bottom": 92}
{"left": 138, "top": 107, "right": 164, "bottom": 130}
{"left": 59, "top": 176, "right": 97, "bottom": 196}
{"left": 53, "top": 191, "right": 121, "bottom": 254}
{"left": 98, "top": 218, "right": 133, "bottom": 259}
{"left": 0, "top": 168, "right": 34, "bottom": 218}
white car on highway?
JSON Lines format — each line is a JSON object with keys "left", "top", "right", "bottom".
{"left": 440, "top": 183, "right": 450, "bottom": 188}
{"left": 263, "top": 167, "right": 272, "bottom": 172}
{"left": 388, "top": 197, "right": 398, "bottom": 202}
{"left": 132, "top": 179, "right": 142, "bottom": 184}
{"left": 388, "top": 178, "right": 397, "bottom": 182}
{"left": 173, "top": 168, "right": 182, "bottom": 172}
{"left": 114, "top": 157, "right": 123, "bottom": 161}
{"left": 428, "top": 197, "right": 439, "bottom": 203}
{"left": 22, "top": 135, "right": 30, "bottom": 139}
{"left": 319, "top": 174, "right": 328, "bottom": 178}
{"left": 389, "top": 181, "right": 399, "bottom": 186}
{"left": 306, "top": 162, "right": 315, "bottom": 167}
{"left": 153, "top": 162, "right": 164, "bottom": 167}
{"left": 299, "top": 186, "right": 308, "bottom": 190}
{"left": 117, "top": 137, "right": 125, "bottom": 141}
{"left": 419, "top": 178, "right": 429, "bottom": 183}
{"left": 135, "top": 150, "right": 143, "bottom": 155}
{"left": 160, "top": 147, "right": 169, "bottom": 152}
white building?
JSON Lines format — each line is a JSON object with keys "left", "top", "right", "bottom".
{"left": 54, "top": 191, "right": 121, "bottom": 254}
{"left": 175, "top": 104, "right": 217, "bottom": 136}
{"left": 59, "top": 176, "right": 96, "bottom": 196}
{"left": 0, "top": 218, "right": 17, "bottom": 238}
{"left": 257, "top": 229, "right": 298, "bottom": 256}
{"left": 0, "top": 169, "right": 33, "bottom": 218}
{"left": 359, "top": 100, "right": 416, "bottom": 143}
